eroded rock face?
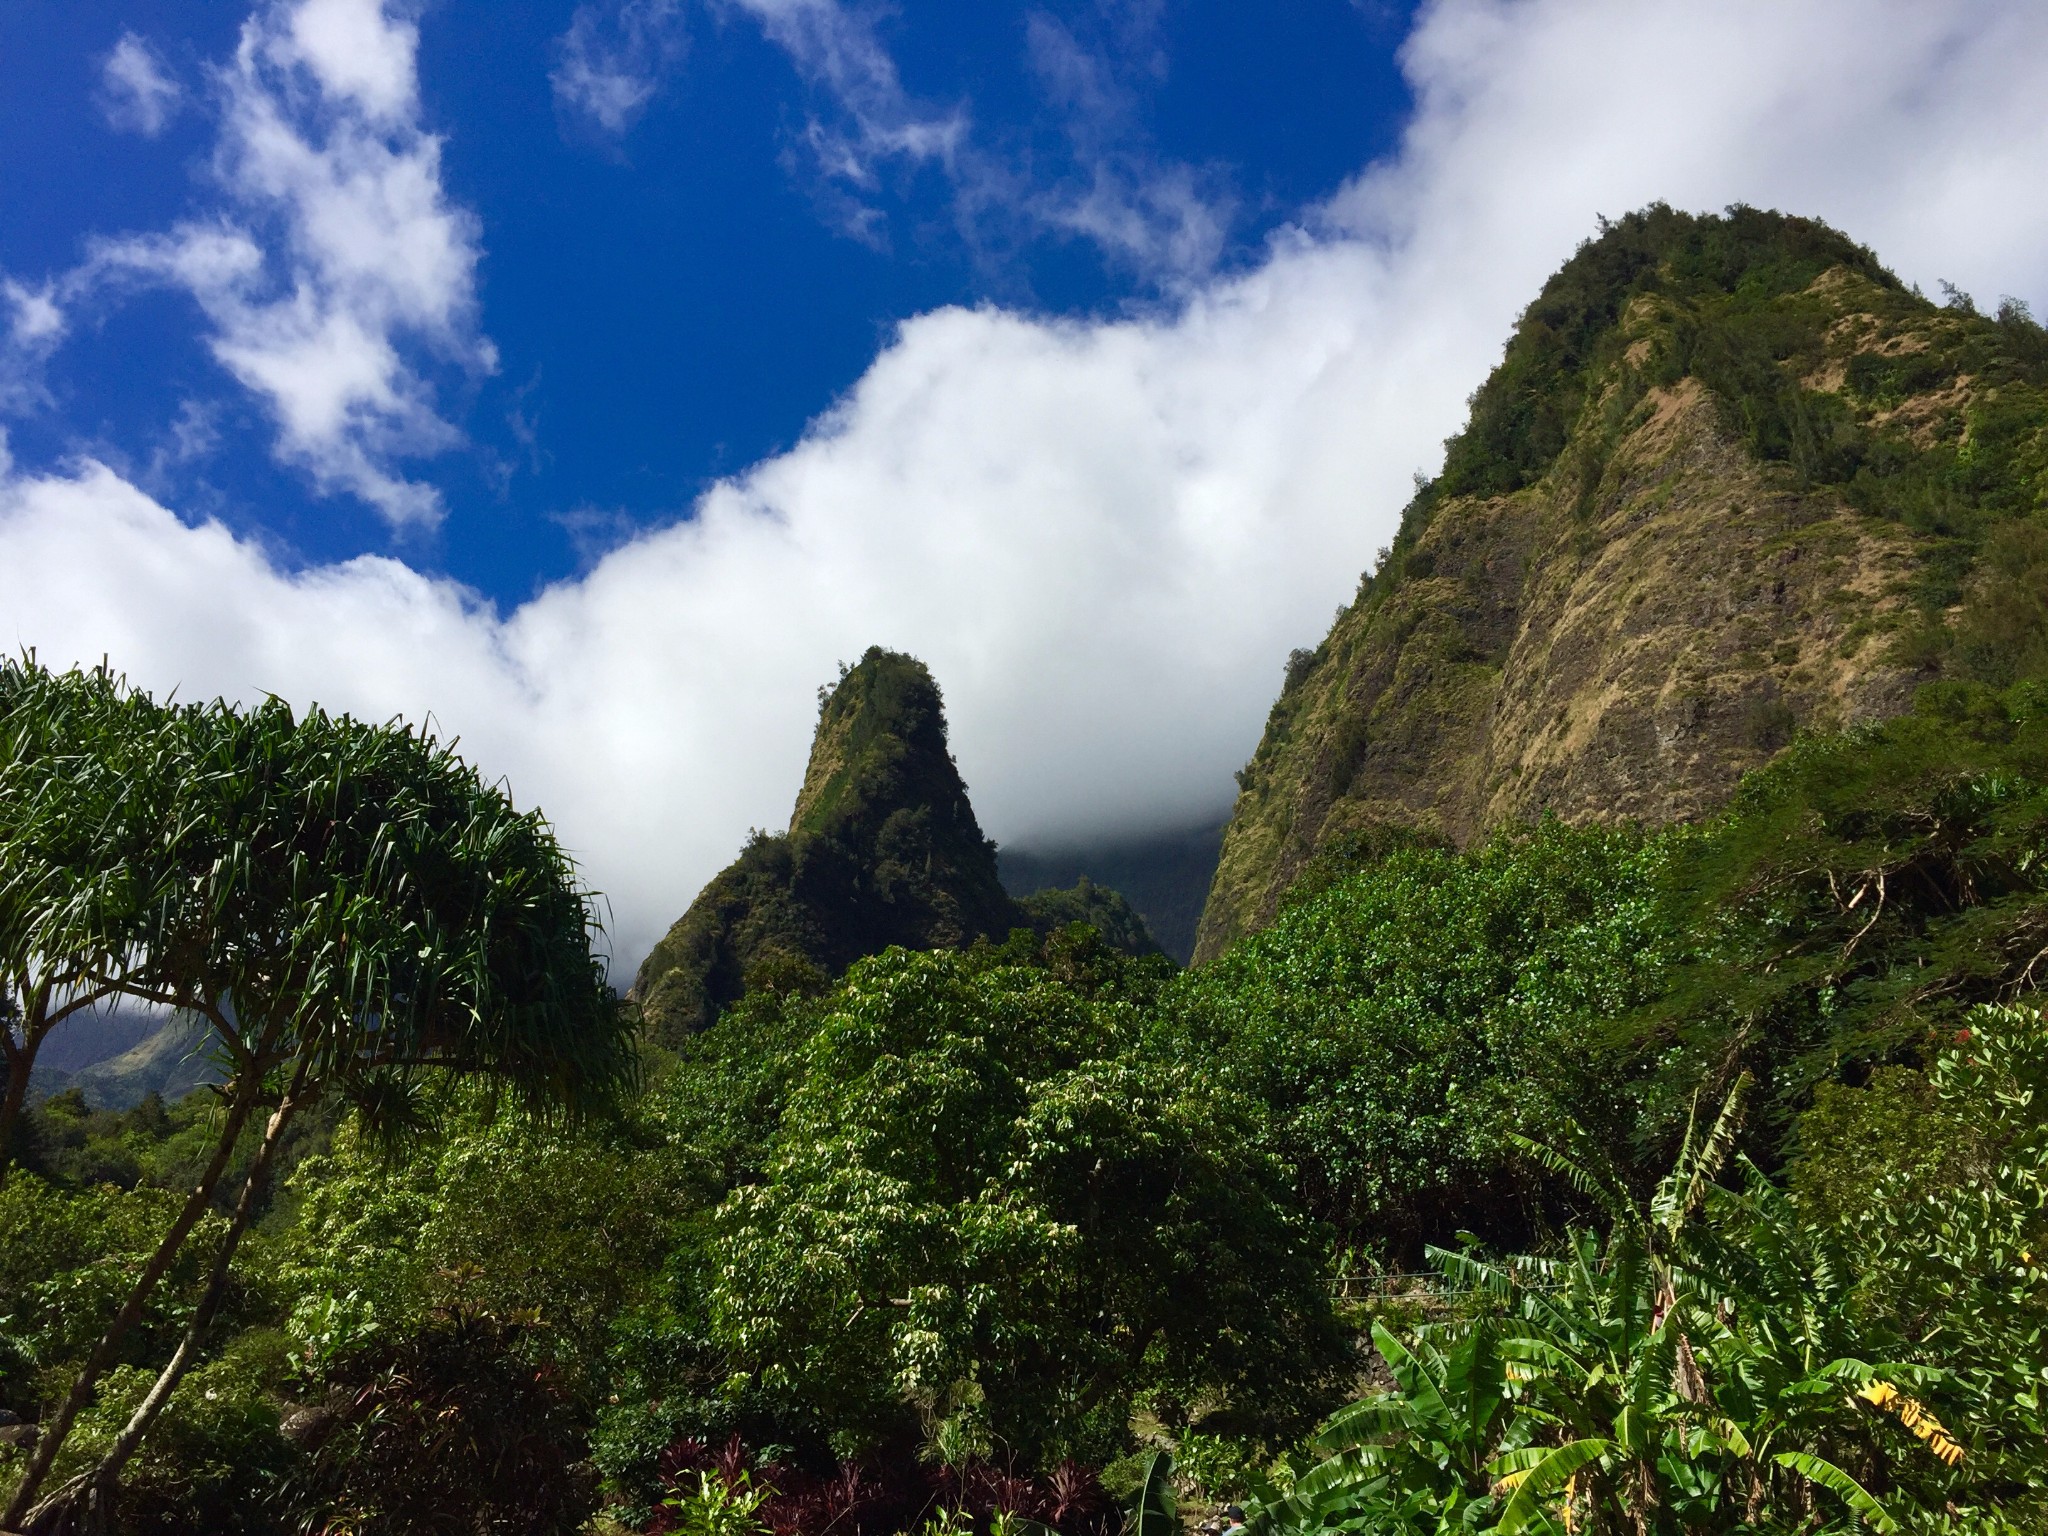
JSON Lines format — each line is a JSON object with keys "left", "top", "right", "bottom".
{"left": 1469, "top": 382, "right": 1920, "bottom": 829}
{"left": 1196, "top": 209, "right": 2048, "bottom": 961}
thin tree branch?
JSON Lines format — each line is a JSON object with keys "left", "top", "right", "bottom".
{"left": 1839, "top": 871, "right": 1887, "bottom": 963}
{"left": 72, "top": 1057, "right": 313, "bottom": 1516}
{"left": 1, "top": 1033, "right": 278, "bottom": 1526}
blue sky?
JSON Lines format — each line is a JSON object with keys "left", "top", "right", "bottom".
{"left": 4, "top": 1, "right": 2047, "bottom": 970}
{"left": 2, "top": 0, "right": 1417, "bottom": 603}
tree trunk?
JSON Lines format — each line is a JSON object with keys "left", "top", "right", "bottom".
{"left": 1630, "top": 1457, "right": 1660, "bottom": 1536}
{"left": 0, "top": 985, "right": 49, "bottom": 1190}
{"left": 71, "top": 1079, "right": 304, "bottom": 1514}
{"left": 1, "top": 1059, "right": 270, "bottom": 1527}
{"left": 0, "top": 1032, "right": 30, "bottom": 1189}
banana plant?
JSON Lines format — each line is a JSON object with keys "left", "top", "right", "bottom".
{"left": 1499, "top": 1081, "right": 1908, "bottom": 1536}
{"left": 1129, "top": 1450, "right": 1177, "bottom": 1536}
{"left": 1489, "top": 1079, "right": 1902, "bottom": 1533}
{"left": 1480, "top": 1080, "right": 1756, "bottom": 1531}
{"left": 1247, "top": 1317, "right": 1524, "bottom": 1536}
{"left": 1249, "top": 1076, "right": 1910, "bottom": 1535}
{"left": 1685, "top": 1162, "right": 1956, "bottom": 1526}
{"left": 1431, "top": 1225, "right": 1689, "bottom": 1534}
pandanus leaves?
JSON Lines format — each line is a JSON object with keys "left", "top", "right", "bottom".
{"left": 4, "top": 673, "right": 636, "bottom": 1526}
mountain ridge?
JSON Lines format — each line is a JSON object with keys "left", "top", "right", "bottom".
{"left": 1196, "top": 205, "right": 2048, "bottom": 960}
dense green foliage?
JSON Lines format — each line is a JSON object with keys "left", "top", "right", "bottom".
{"left": 1639, "top": 681, "right": 2048, "bottom": 1143}
{"left": 11, "top": 669, "right": 2048, "bottom": 1531}
{"left": 1244, "top": 1005, "right": 2048, "bottom": 1535}
{"left": 1171, "top": 679, "right": 2048, "bottom": 1267}
{"left": 1013, "top": 877, "right": 1162, "bottom": 959}
{"left": 7, "top": 931, "right": 1344, "bottom": 1531}
{"left": 1168, "top": 823, "right": 1668, "bottom": 1256}
{"left": 10, "top": 1085, "right": 291, "bottom": 1199}
{"left": 592, "top": 927, "right": 1347, "bottom": 1515}
{"left": 705, "top": 946, "right": 1345, "bottom": 1461}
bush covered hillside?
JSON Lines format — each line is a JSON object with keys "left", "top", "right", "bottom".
{"left": 7, "top": 210, "right": 2048, "bottom": 1535}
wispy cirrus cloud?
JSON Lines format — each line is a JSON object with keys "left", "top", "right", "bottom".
{"left": 733, "top": 0, "right": 967, "bottom": 175}
{"left": 1019, "top": 8, "right": 1232, "bottom": 279}
{"left": 552, "top": 0, "right": 688, "bottom": 136}
{"left": 98, "top": 32, "right": 185, "bottom": 137}
{"left": 0, "top": 281, "right": 67, "bottom": 413}
{"left": 554, "top": 0, "right": 967, "bottom": 243}
{"left": 551, "top": 0, "right": 1226, "bottom": 278}
{"left": 7, "top": 0, "right": 491, "bottom": 529}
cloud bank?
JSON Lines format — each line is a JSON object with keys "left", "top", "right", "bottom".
{"left": 9, "top": 0, "right": 2048, "bottom": 974}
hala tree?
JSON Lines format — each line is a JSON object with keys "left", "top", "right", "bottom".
{"left": 0, "top": 658, "right": 184, "bottom": 1186}
{"left": 3, "top": 677, "right": 636, "bottom": 1529}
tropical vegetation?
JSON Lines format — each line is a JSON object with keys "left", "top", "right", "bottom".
{"left": 6, "top": 205, "right": 2048, "bottom": 1533}
{"left": 6, "top": 654, "right": 2046, "bottom": 1533}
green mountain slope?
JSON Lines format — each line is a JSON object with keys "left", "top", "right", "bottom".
{"left": 632, "top": 647, "right": 1157, "bottom": 1041}
{"left": 31, "top": 1013, "right": 221, "bottom": 1109}
{"left": 1197, "top": 205, "right": 2048, "bottom": 961}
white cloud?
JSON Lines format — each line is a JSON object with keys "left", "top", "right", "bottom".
{"left": 99, "top": 32, "right": 183, "bottom": 137}
{"left": 4, "top": 282, "right": 64, "bottom": 350}
{"left": 731, "top": 0, "right": 966, "bottom": 175}
{"left": 20, "top": 1, "right": 489, "bottom": 529}
{"left": 0, "top": 282, "right": 67, "bottom": 412}
{"left": 7, "top": 0, "right": 2048, "bottom": 975}
{"left": 553, "top": 0, "right": 962, "bottom": 179}
{"left": 269, "top": 0, "right": 419, "bottom": 123}
{"left": 552, "top": 0, "right": 688, "bottom": 135}
{"left": 708, "top": 0, "right": 970, "bottom": 247}
{"left": 143, "top": 399, "right": 225, "bottom": 489}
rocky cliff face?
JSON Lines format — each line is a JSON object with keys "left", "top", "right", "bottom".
{"left": 634, "top": 647, "right": 1156, "bottom": 1041}
{"left": 1196, "top": 206, "right": 2048, "bottom": 961}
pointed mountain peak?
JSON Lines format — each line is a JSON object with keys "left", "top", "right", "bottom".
{"left": 789, "top": 646, "right": 972, "bottom": 847}
{"left": 634, "top": 647, "right": 1158, "bottom": 1043}
{"left": 1196, "top": 204, "right": 2048, "bottom": 959}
